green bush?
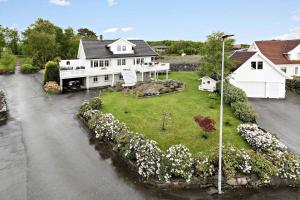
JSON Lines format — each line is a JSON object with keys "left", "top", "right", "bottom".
{"left": 0, "top": 50, "right": 16, "bottom": 74}
{"left": 223, "top": 83, "right": 248, "bottom": 104}
{"left": 89, "top": 96, "right": 102, "bottom": 110}
{"left": 20, "top": 64, "right": 40, "bottom": 74}
{"left": 286, "top": 77, "right": 300, "bottom": 94}
{"left": 44, "top": 61, "right": 60, "bottom": 84}
{"left": 231, "top": 101, "right": 256, "bottom": 123}
{"left": 249, "top": 151, "right": 278, "bottom": 181}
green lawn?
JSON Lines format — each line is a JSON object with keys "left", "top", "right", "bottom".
{"left": 101, "top": 72, "right": 249, "bottom": 154}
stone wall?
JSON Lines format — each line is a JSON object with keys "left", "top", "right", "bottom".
{"left": 0, "top": 90, "right": 8, "bottom": 124}
{"left": 170, "top": 63, "right": 198, "bottom": 71}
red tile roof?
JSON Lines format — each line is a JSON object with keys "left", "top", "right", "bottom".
{"left": 255, "top": 39, "right": 300, "bottom": 64}
{"left": 230, "top": 51, "right": 256, "bottom": 71}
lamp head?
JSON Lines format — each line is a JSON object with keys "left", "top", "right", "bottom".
{"left": 222, "top": 34, "right": 234, "bottom": 40}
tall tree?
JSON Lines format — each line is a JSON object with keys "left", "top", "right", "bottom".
{"left": 77, "top": 28, "right": 97, "bottom": 40}
{"left": 4, "top": 28, "right": 19, "bottom": 55}
{"left": 0, "top": 26, "right": 5, "bottom": 56}
{"left": 27, "top": 31, "right": 58, "bottom": 68}
{"left": 199, "top": 32, "right": 234, "bottom": 80}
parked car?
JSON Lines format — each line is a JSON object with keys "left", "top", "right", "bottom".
{"left": 67, "top": 80, "right": 81, "bottom": 89}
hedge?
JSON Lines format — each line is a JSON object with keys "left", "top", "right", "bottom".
{"left": 0, "top": 51, "right": 16, "bottom": 74}
{"left": 286, "top": 77, "right": 300, "bottom": 94}
{"left": 20, "top": 64, "right": 40, "bottom": 74}
{"left": 231, "top": 101, "right": 256, "bottom": 123}
{"left": 217, "top": 82, "right": 256, "bottom": 122}
{"left": 44, "top": 61, "right": 60, "bottom": 84}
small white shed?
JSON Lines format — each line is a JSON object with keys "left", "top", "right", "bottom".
{"left": 199, "top": 76, "right": 217, "bottom": 92}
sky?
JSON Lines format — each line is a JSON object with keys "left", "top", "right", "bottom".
{"left": 0, "top": 0, "right": 300, "bottom": 43}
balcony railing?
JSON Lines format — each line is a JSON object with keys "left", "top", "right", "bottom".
{"left": 59, "top": 62, "right": 170, "bottom": 79}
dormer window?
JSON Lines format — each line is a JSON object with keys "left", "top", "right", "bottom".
{"left": 251, "top": 62, "right": 256, "bottom": 69}
{"left": 117, "top": 45, "right": 121, "bottom": 51}
{"left": 122, "top": 45, "right": 126, "bottom": 51}
{"left": 257, "top": 61, "right": 263, "bottom": 70}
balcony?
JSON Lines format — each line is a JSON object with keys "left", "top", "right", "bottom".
{"left": 136, "top": 62, "right": 170, "bottom": 72}
{"left": 59, "top": 62, "right": 170, "bottom": 79}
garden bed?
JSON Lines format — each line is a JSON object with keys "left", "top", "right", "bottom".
{"left": 0, "top": 90, "right": 8, "bottom": 124}
{"left": 128, "top": 80, "right": 185, "bottom": 97}
{"left": 78, "top": 96, "right": 300, "bottom": 191}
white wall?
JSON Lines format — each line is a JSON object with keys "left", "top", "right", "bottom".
{"left": 230, "top": 53, "right": 286, "bottom": 83}
{"left": 288, "top": 44, "right": 300, "bottom": 60}
{"left": 277, "top": 64, "right": 300, "bottom": 76}
{"left": 77, "top": 40, "right": 86, "bottom": 59}
{"left": 108, "top": 39, "right": 134, "bottom": 54}
{"left": 230, "top": 53, "right": 287, "bottom": 98}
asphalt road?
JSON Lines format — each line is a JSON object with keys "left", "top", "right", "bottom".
{"left": 249, "top": 92, "right": 300, "bottom": 156}
{"left": 0, "top": 68, "right": 299, "bottom": 200}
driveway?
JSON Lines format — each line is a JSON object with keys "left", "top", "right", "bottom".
{"left": 249, "top": 92, "right": 300, "bottom": 156}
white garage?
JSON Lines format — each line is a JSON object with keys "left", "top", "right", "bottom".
{"left": 235, "top": 81, "right": 285, "bottom": 98}
{"left": 229, "top": 51, "right": 291, "bottom": 99}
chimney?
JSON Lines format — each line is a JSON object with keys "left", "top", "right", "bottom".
{"left": 99, "top": 35, "right": 103, "bottom": 41}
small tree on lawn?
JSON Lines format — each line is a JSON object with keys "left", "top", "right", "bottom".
{"left": 161, "top": 111, "right": 172, "bottom": 131}
{"left": 194, "top": 115, "right": 216, "bottom": 139}
{"left": 44, "top": 61, "right": 60, "bottom": 84}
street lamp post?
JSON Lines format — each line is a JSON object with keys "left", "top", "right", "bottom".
{"left": 218, "top": 34, "right": 234, "bottom": 195}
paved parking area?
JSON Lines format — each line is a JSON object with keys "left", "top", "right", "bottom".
{"left": 249, "top": 92, "right": 300, "bottom": 156}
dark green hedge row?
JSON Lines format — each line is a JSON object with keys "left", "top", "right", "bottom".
{"left": 217, "top": 82, "right": 256, "bottom": 123}
{"left": 286, "top": 77, "right": 300, "bottom": 94}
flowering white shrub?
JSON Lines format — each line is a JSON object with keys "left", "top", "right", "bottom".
{"left": 237, "top": 124, "right": 287, "bottom": 152}
{"left": 164, "top": 144, "right": 194, "bottom": 182}
{"left": 238, "top": 124, "right": 300, "bottom": 181}
{"left": 194, "top": 153, "right": 215, "bottom": 179}
{"left": 134, "top": 139, "right": 162, "bottom": 179}
{"left": 88, "top": 111, "right": 126, "bottom": 141}
{"left": 222, "top": 146, "right": 252, "bottom": 178}
{"left": 267, "top": 150, "right": 300, "bottom": 180}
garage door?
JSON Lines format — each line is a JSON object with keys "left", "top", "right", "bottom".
{"left": 237, "top": 82, "right": 266, "bottom": 98}
{"left": 266, "top": 82, "right": 282, "bottom": 98}
{"left": 235, "top": 82, "right": 284, "bottom": 98}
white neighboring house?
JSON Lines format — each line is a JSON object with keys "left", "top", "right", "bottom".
{"left": 59, "top": 38, "right": 170, "bottom": 91}
{"left": 229, "top": 50, "right": 291, "bottom": 99}
{"left": 199, "top": 76, "right": 217, "bottom": 92}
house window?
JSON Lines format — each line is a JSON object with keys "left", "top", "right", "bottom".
{"left": 122, "top": 59, "right": 126, "bottom": 65}
{"left": 99, "top": 60, "right": 104, "bottom": 67}
{"left": 141, "top": 58, "right": 144, "bottom": 64}
{"left": 94, "top": 60, "right": 99, "bottom": 67}
{"left": 295, "top": 67, "right": 299, "bottom": 75}
{"left": 104, "top": 75, "right": 109, "bottom": 81}
{"left": 257, "top": 61, "right": 263, "bottom": 70}
{"left": 136, "top": 58, "right": 141, "bottom": 64}
{"left": 251, "top": 62, "right": 256, "bottom": 69}
{"left": 151, "top": 57, "right": 155, "bottom": 62}
{"left": 119, "top": 74, "right": 123, "bottom": 80}
{"left": 66, "top": 61, "right": 70, "bottom": 65}
{"left": 281, "top": 67, "right": 287, "bottom": 73}
{"left": 133, "top": 58, "right": 136, "bottom": 65}
{"left": 117, "top": 45, "right": 121, "bottom": 51}
{"left": 93, "top": 76, "right": 98, "bottom": 83}
{"left": 105, "top": 60, "right": 109, "bottom": 67}
{"left": 117, "top": 59, "right": 122, "bottom": 66}
{"left": 122, "top": 45, "right": 126, "bottom": 51}
{"left": 207, "top": 81, "right": 210, "bottom": 84}
{"left": 90, "top": 60, "right": 93, "bottom": 68}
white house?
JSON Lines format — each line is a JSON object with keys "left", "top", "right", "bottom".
{"left": 229, "top": 49, "right": 291, "bottom": 99}
{"left": 59, "top": 38, "right": 170, "bottom": 91}
{"left": 199, "top": 76, "right": 217, "bottom": 92}
{"left": 248, "top": 39, "right": 300, "bottom": 77}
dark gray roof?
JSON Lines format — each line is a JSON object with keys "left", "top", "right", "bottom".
{"left": 82, "top": 39, "right": 158, "bottom": 59}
